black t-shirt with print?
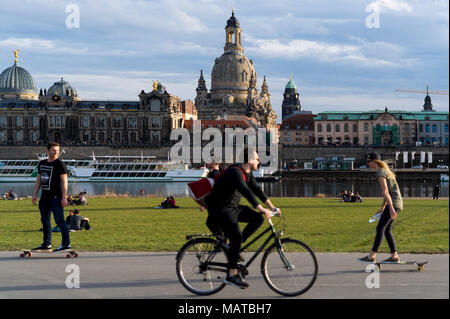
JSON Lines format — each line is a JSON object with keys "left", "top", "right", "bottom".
{"left": 38, "top": 158, "right": 68, "bottom": 199}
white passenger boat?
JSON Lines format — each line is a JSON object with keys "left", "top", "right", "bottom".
{"left": 0, "top": 154, "right": 208, "bottom": 183}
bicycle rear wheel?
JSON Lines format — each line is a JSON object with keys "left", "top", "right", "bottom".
{"left": 176, "top": 237, "right": 228, "bottom": 295}
{"left": 262, "top": 238, "right": 318, "bottom": 296}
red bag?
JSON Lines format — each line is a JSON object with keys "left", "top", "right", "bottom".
{"left": 187, "top": 165, "right": 246, "bottom": 207}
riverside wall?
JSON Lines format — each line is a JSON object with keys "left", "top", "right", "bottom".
{"left": 0, "top": 145, "right": 448, "bottom": 167}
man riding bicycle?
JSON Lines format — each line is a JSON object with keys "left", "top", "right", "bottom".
{"left": 204, "top": 146, "right": 281, "bottom": 289}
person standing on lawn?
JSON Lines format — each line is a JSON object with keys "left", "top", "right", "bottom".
{"left": 31, "top": 142, "right": 71, "bottom": 252}
{"left": 359, "top": 152, "right": 403, "bottom": 263}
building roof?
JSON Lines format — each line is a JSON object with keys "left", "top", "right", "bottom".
{"left": 0, "top": 62, "right": 37, "bottom": 94}
{"left": 285, "top": 78, "right": 296, "bottom": 89}
{"left": 281, "top": 113, "right": 315, "bottom": 130}
{"left": 314, "top": 110, "right": 449, "bottom": 121}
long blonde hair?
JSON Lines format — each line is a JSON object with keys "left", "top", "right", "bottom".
{"left": 372, "top": 160, "right": 395, "bottom": 179}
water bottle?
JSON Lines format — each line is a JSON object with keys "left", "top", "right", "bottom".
{"left": 368, "top": 212, "right": 381, "bottom": 223}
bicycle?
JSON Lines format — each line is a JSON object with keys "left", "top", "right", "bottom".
{"left": 175, "top": 212, "right": 318, "bottom": 296}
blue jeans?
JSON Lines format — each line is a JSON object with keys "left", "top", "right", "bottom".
{"left": 39, "top": 197, "right": 70, "bottom": 247}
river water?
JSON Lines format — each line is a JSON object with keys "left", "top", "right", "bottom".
{"left": 3, "top": 180, "right": 448, "bottom": 199}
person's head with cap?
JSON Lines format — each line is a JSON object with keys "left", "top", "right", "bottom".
{"left": 366, "top": 152, "right": 395, "bottom": 177}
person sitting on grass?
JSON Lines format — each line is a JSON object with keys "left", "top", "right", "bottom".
{"left": 68, "top": 209, "right": 92, "bottom": 231}
{"left": 169, "top": 196, "right": 179, "bottom": 208}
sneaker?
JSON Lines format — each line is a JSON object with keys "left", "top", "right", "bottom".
{"left": 382, "top": 256, "right": 400, "bottom": 263}
{"left": 53, "top": 245, "right": 71, "bottom": 252}
{"left": 31, "top": 244, "right": 52, "bottom": 251}
{"left": 224, "top": 274, "right": 249, "bottom": 289}
{"left": 358, "top": 255, "right": 375, "bottom": 263}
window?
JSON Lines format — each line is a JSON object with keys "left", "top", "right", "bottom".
{"left": 129, "top": 117, "right": 138, "bottom": 129}
{"left": 419, "top": 124, "right": 424, "bottom": 132}
{"left": 16, "top": 130, "right": 23, "bottom": 142}
{"left": 81, "top": 117, "right": 89, "bottom": 128}
{"left": 49, "top": 116, "right": 65, "bottom": 128}
{"left": 31, "top": 131, "right": 39, "bottom": 142}
{"left": 0, "top": 130, "right": 7, "bottom": 143}
{"left": 0, "top": 116, "right": 6, "bottom": 127}
{"left": 326, "top": 124, "right": 331, "bottom": 132}
{"left": 344, "top": 123, "right": 349, "bottom": 132}
{"left": 445, "top": 124, "right": 449, "bottom": 133}
{"left": 16, "top": 116, "right": 23, "bottom": 127}
{"left": 32, "top": 116, "right": 39, "bottom": 128}
{"left": 82, "top": 132, "right": 89, "bottom": 142}
{"left": 364, "top": 123, "right": 369, "bottom": 132}
{"left": 335, "top": 124, "right": 340, "bottom": 132}
{"left": 317, "top": 123, "right": 322, "bottom": 132}
{"left": 130, "top": 132, "right": 137, "bottom": 144}
{"left": 432, "top": 124, "right": 437, "bottom": 133}
{"left": 98, "top": 132, "right": 105, "bottom": 144}
{"left": 113, "top": 118, "right": 122, "bottom": 128}
{"left": 353, "top": 124, "right": 358, "bottom": 132}
{"left": 151, "top": 131, "right": 160, "bottom": 143}
{"left": 151, "top": 117, "right": 161, "bottom": 129}
{"left": 97, "top": 117, "right": 106, "bottom": 128}
{"left": 150, "top": 99, "right": 161, "bottom": 112}
{"left": 364, "top": 135, "right": 369, "bottom": 144}
{"left": 425, "top": 124, "right": 430, "bottom": 133}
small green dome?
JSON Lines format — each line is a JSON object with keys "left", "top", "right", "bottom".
{"left": 285, "top": 78, "right": 296, "bottom": 89}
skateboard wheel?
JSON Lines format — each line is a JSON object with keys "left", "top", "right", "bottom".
{"left": 66, "top": 254, "right": 71, "bottom": 258}
{"left": 28, "top": 252, "right": 32, "bottom": 257}
{"left": 74, "top": 253, "right": 78, "bottom": 258}
{"left": 20, "top": 253, "right": 25, "bottom": 258}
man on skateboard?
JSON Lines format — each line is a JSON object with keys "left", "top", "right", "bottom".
{"left": 31, "top": 142, "right": 71, "bottom": 252}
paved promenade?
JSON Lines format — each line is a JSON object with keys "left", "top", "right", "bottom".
{"left": 0, "top": 252, "right": 447, "bottom": 299}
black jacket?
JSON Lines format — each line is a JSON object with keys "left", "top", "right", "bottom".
{"left": 205, "top": 165, "right": 267, "bottom": 209}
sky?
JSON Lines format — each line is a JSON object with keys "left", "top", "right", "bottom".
{"left": 0, "top": 0, "right": 448, "bottom": 120}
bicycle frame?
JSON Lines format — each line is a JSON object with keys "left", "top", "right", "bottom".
{"left": 190, "top": 219, "right": 292, "bottom": 274}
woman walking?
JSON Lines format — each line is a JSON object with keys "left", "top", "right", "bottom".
{"left": 359, "top": 153, "right": 403, "bottom": 263}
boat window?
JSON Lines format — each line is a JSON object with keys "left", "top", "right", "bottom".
{"left": 121, "top": 172, "right": 130, "bottom": 177}
{"left": 107, "top": 172, "right": 115, "bottom": 177}
{"left": 144, "top": 172, "right": 151, "bottom": 177}
{"left": 137, "top": 173, "right": 145, "bottom": 177}
{"left": 16, "top": 161, "right": 24, "bottom": 166}
{"left": 119, "top": 165, "right": 127, "bottom": 170}
{"left": 92, "top": 172, "right": 100, "bottom": 177}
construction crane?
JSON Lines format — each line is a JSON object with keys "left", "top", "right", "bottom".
{"left": 396, "top": 84, "right": 448, "bottom": 95}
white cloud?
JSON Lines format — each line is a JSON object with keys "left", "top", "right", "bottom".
{"left": 244, "top": 36, "right": 415, "bottom": 68}
{"left": 372, "top": 0, "right": 413, "bottom": 13}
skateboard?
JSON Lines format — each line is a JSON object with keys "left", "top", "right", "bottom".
{"left": 20, "top": 249, "right": 79, "bottom": 258}
{"left": 375, "top": 261, "right": 428, "bottom": 271}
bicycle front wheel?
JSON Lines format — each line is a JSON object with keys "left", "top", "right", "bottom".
{"left": 262, "top": 238, "right": 318, "bottom": 296}
{"left": 176, "top": 237, "right": 228, "bottom": 295}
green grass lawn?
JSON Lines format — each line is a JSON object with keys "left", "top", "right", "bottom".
{"left": 0, "top": 197, "right": 448, "bottom": 253}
